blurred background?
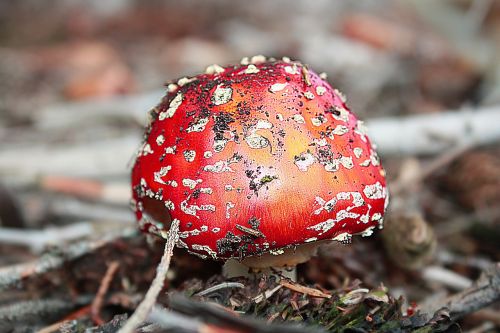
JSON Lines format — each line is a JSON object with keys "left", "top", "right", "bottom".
{"left": 0, "top": 0, "right": 499, "bottom": 331}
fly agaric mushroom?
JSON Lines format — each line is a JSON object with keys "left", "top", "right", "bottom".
{"left": 131, "top": 56, "right": 388, "bottom": 277}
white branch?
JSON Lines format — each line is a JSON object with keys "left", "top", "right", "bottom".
{"left": 0, "top": 89, "right": 499, "bottom": 184}
{"left": 35, "top": 90, "right": 165, "bottom": 129}
{"left": 33, "top": 91, "right": 500, "bottom": 157}
{"left": 0, "top": 222, "right": 93, "bottom": 253}
{"left": 368, "top": 106, "right": 500, "bottom": 155}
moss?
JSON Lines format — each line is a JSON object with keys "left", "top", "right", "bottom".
{"left": 192, "top": 277, "right": 455, "bottom": 332}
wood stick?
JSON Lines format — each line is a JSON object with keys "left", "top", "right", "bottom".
{"left": 367, "top": 106, "right": 500, "bottom": 156}
{"left": 0, "top": 297, "right": 92, "bottom": 332}
{"left": 35, "top": 89, "right": 165, "bottom": 130}
{"left": 91, "top": 261, "right": 120, "bottom": 325}
{"left": 0, "top": 223, "right": 94, "bottom": 253}
{"left": 426, "top": 263, "right": 500, "bottom": 321}
{"left": 0, "top": 135, "right": 139, "bottom": 184}
{"left": 442, "top": 263, "right": 500, "bottom": 321}
{"left": 49, "top": 197, "right": 133, "bottom": 223}
{"left": 279, "top": 279, "right": 332, "bottom": 299}
{"left": 148, "top": 305, "right": 200, "bottom": 332}
{"left": 118, "top": 219, "right": 179, "bottom": 333}
{"left": 195, "top": 282, "right": 245, "bottom": 297}
{"left": 40, "top": 175, "right": 130, "bottom": 205}
{"left": 421, "top": 266, "right": 472, "bottom": 290}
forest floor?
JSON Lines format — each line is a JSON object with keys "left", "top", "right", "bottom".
{"left": 0, "top": 1, "right": 499, "bottom": 332}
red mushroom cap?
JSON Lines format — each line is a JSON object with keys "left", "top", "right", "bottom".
{"left": 131, "top": 56, "right": 388, "bottom": 261}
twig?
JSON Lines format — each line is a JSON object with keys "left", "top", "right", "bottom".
{"left": 0, "top": 228, "right": 136, "bottom": 291}
{"left": 40, "top": 175, "right": 130, "bottom": 205}
{"left": 279, "top": 279, "right": 332, "bottom": 299}
{"left": 37, "top": 320, "right": 69, "bottom": 333}
{"left": 422, "top": 266, "right": 472, "bottom": 290}
{"left": 236, "top": 224, "right": 265, "bottom": 238}
{"left": 436, "top": 249, "right": 493, "bottom": 271}
{"left": 434, "top": 207, "right": 500, "bottom": 238}
{"left": 468, "top": 308, "right": 500, "bottom": 327}
{"left": 0, "top": 297, "right": 92, "bottom": 332}
{"left": 390, "top": 143, "right": 471, "bottom": 194}
{"left": 148, "top": 305, "right": 201, "bottom": 332}
{"left": 341, "top": 288, "right": 370, "bottom": 305}
{"left": 91, "top": 261, "right": 120, "bottom": 325}
{"left": 49, "top": 197, "right": 133, "bottom": 223}
{"left": 253, "top": 285, "right": 283, "bottom": 304}
{"left": 118, "top": 219, "right": 179, "bottom": 333}
{"left": 367, "top": 106, "right": 500, "bottom": 155}
{"left": 195, "top": 282, "right": 245, "bottom": 297}
{"left": 0, "top": 222, "right": 94, "bottom": 253}
{"left": 0, "top": 135, "right": 140, "bottom": 184}
{"left": 428, "top": 263, "right": 500, "bottom": 321}
{"left": 37, "top": 305, "right": 93, "bottom": 333}
{"left": 466, "top": 321, "right": 496, "bottom": 333}
{"left": 35, "top": 89, "right": 164, "bottom": 130}
{"left": 422, "top": 263, "right": 500, "bottom": 321}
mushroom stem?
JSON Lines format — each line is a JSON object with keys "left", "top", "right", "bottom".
{"left": 222, "top": 259, "right": 249, "bottom": 278}
{"left": 223, "top": 242, "right": 325, "bottom": 281}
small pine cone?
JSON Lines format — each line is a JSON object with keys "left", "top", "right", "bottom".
{"left": 441, "top": 150, "right": 500, "bottom": 211}
{"left": 382, "top": 212, "right": 436, "bottom": 270}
